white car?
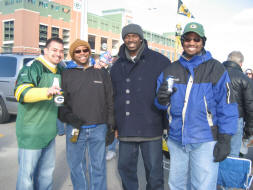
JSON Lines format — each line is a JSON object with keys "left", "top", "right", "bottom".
{"left": 0, "top": 53, "right": 36, "bottom": 123}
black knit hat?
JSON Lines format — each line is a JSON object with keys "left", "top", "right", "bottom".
{"left": 122, "top": 24, "right": 144, "bottom": 40}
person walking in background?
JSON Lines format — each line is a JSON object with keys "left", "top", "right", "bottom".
{"left": 94, "top": 51, "right": 119, "bottom": 160}
{"left": 223, "top": 51, "right": 253, "bottom": 158}
{"left": 155, "top": 22, "right": 238, "bottom": 190}
{"left": 58, "top": 39, "right": 114, "bottom": 190}
{"left": 245, "top": 68, "right": 253, "bottom": 79}
{"left": 110, "top": 23, "right": 170, "bottom": 190}
{"left": 14, "top": 37, "right": 65, "bottom": 190}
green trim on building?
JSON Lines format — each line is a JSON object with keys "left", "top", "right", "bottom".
{"left": 0, "top": 0, "right": 70, "bottom": 22}
{"left": 87, "top": 12, "right": 121, "bottom": 34}
{"left": 143, "top": 30, "right": 176, "bottom": 47}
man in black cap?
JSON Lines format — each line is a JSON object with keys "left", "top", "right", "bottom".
{"left": 110, "top": 23, "right": 170, "bottom": 190}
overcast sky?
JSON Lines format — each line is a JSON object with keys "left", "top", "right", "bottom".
{"left": 88, "top": 0, "right": 253, "bottom": 70}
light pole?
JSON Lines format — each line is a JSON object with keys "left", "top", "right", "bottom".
{"left": 80, "top": 0, "right": 88, "bottom": 41}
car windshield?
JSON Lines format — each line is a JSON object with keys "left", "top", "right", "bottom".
{"left": 0, "top": 56, "right": 17, "bottom": 77}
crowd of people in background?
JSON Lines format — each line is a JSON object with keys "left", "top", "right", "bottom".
{"left": 14, "top": 21, "right": 253, "bottom": 190}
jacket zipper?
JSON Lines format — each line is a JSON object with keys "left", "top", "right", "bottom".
{"left": 182, "top": 75, "right": 193, "bottom": 143}
{"left": 204, "top": 96, "right": 214, "bottom": 127}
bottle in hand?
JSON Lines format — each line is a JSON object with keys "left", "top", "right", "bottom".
{"left": 70, "top": 128, "right": 80, "bottom": 143}
{"left": 52, "top": 77, "right": 64, "bottom": 107}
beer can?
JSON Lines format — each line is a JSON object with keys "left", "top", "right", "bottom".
{"left": 167, "top": 76, "right": 175, "bottom": 92}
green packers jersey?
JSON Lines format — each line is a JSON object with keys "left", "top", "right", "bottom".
{"left": 15, "top": 58, "right": 63, "bottom": 149}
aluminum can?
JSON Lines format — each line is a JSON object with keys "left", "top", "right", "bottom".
{"left": 167, "top": 76, "right": 175, "bottom": 92}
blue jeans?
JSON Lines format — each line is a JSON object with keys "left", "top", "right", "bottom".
{"left": 107, "top": 138, "right": 118, "bottom": 152}
{"left": 230, "top": 117, "right": 244, "bottom": 157}
{"left": 118, "top": 139, "right": 164, "bottom": 190}
{"left": 16, "top": 139, "right": 55, "bottom": 190}
{"left": 66, "top": 124, "right": 107, "bottom": 190}
{"left": 57, "top": 119, "right": 65, "bottom": 135}
{"left": 167, "top": 138, "right": 219, "bottom": 190}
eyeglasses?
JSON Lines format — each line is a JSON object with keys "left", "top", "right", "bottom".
{"left": 184, "top": 38, "right": 201, "bottom": 42}
{"left": 74, "top": 49, "right": 89, "bottom": 54}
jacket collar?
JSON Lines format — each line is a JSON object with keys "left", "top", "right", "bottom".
{"left": 179, "top": 49, "right": 212, "bottom": 78}
{"left": 223, "top": 61, "right": 243, "bottom": 72}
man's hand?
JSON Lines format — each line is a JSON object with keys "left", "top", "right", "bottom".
{"left": 213, "top": 134, "right": 231, "bottom": 162}
{"left": 47, "top": 86, "right": 61, "bottom": 97}
{"left": 115, "top": 130, "right": 118, "bottom": 138}
{"left": 94, "top": 63, "right": 102, "bottom": 69}
{"left": 243, "top": 127, "right": 253, "bottom": 140}
{"left": 106, "top": 125, "right": 115, "bottom": 146}
{"left": 157, "top": 80, "right": 176, "bottom": 105}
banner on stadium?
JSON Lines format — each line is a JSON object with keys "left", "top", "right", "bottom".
{"left": 73, "top": 0, "right": 82, "bottom": 12}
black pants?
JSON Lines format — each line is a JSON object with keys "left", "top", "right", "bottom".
{"left": 118, "top": 139, "right": 164, "bottom": 190}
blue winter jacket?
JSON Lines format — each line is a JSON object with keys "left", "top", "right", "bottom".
{"left": 110, "top": 40, "right": 170, "bottom": 137}
{"left": 155, "top": 50, "right": 238, "bottom": 145}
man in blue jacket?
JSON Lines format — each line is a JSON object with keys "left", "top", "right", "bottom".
{"left": 110, "top": 23, "right": 170, "bottom": 190}
{"left": 155, "top": 22, "right": 238, "bottom": 190}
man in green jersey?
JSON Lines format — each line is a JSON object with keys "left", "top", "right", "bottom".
{"left": 14, "top": 37, "right": 64, "bottom": 190}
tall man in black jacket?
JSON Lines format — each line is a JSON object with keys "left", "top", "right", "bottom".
{"left": 110, "top": 24, "right": 170, "bottom": 190}
{"left": 223, "top": 51, "right": 253, "bottom": 157}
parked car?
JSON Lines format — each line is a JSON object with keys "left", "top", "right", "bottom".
{"left": 0, "top": 53, "right": 37, "bottom": 123}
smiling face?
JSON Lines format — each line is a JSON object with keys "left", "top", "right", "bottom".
{"left": 123, "top": 33, "right": 142, "bottom": 56}
{"left": 183, "top": 32, "right": 204, "bottom": 58}
{"left": 73, "top": 46, "right": 90, "bottom": 66}
{"left": 43, "top": 41, "right": 64, "bottom": 65}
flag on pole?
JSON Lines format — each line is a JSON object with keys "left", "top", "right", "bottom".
{"left": 177, "top": 0, "right": 195, "bottom": 18}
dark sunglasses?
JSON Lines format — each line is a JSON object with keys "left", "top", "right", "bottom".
{"left": 184, "top": 38, "right": 201, "bottom": 42}
{"left": 74, "top": 49, "right": 89, "bottom": 54}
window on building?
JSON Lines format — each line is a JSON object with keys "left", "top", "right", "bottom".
{"left": 100, "top": 37, "right": 107, "bottom": 51}
{"left": 101, "top": 22, "right": 106, "bottom": 30}
{"left": 161, "top": 37, "right": 165, "bottom": 45}
{"left": 172, "top": 40, "right": 175, "bottom": 48}
{"left": 88, "top": 35, "right": 95, "bottom": 50}
{"left": 39, "top": 24, "right": 48, "bottom": 44}
{"left": 43, "top": 2, "right": 48, "bottom": 8}
{"left": 38, "top": 1, "right": 47, "bottom": 8}
{"left": 112, "top": 40, "right": 119, "bottom": 51}
{"left": 51, "top": 27, "right": 59, "bottom": 38}
{"left": 39, "top": 45, "right": 45, "bottom": 54}
{"left": 4, "top": 20, "right": 14, "bottom": 41}
{"left": 62, "top": 29, "right": 70, "bottom": 58}
{"left": 168, "top": 39, "right": 171, "bottom": 46}
{"left": 2, "top": 44, "right": 13, "bottom": 53}
{"left": 27, "top": 0, "right": 35, "bottom": 4}
{"left": 55, "top": 6, "right": 60, "bottom": 11}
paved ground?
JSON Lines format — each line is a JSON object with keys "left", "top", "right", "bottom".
{"left": 0, "top": 116, "right": 170, "bottom": 190}
{"left": 1, "top": 115, "right": 253, "bottom": 190}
